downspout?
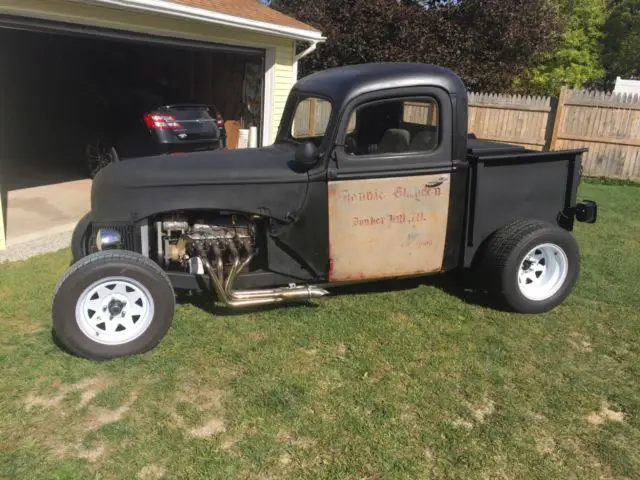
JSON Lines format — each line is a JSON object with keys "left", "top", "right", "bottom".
{"left": 295, "top": 40, "right": 319, "bottom": 62}
{"left": 292, "top": 40, "right": 319, "bottom": 84}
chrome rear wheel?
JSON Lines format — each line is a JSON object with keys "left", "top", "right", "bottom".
{"left": 517, "top": 243, "right": 569, "bottom": 302}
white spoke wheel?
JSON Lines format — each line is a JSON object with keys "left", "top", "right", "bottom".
{"left": 52, "top": 250, "right": 175, "bottom": 360}
{"left": 75, "top": 277, "right": 155, "bottom": 346}
{"left": 482, "top": 219, "right": 580, "bottom": 314}
{"left": 517, "top": 244, "right": 568, "bottom": 301}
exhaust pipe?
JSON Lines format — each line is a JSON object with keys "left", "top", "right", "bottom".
{"left": 199, "top": 249, "right": 329, "bottom": 308}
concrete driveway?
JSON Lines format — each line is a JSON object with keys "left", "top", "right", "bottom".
{"left": 1, "top": 179, "right": 91, "bottom": 262}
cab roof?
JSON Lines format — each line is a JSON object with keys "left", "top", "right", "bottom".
{"left": 291, "top": 63, "right": 467, "bottom": 106}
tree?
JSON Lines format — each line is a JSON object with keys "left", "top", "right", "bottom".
{"left": 400, "top": 0, "right": 455, "bottom": 7}
{"left": 273, "top": 0, "right": 562, "bottom": 93}
{"left": 517, "top": 0, "right": 608, "bottom": 96}
{"left": 445, "top": 0, "right": 562, "bottom": 92}
{"left": 602, "top": 0, "right": 640, "bottom": 81}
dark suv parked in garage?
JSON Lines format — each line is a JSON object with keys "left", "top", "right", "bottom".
{"left": 76, "top": 79, "right": 227, "bottom": 177}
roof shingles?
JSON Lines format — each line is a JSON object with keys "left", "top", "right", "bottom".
{"left": 169, "top": 0, "right": 320, "bottom": 33}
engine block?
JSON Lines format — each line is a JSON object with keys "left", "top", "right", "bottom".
{"left": 156, "top": 214, "right": 256, "bottom": 273}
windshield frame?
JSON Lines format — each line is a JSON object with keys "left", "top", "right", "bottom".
{"left": 276, "top": 91, "right": 335, "bottom": 151}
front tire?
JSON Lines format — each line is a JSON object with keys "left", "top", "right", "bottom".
{"left": 482, "top": 219, "right": 580, "bottom": 314}
{"left": 52, "top": 251, "right": 175, "bottom": 360}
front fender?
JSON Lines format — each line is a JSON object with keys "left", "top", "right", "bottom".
{"left": 71, "top": 211, "right": 95, "bottom": 263}
{"left": 91, "top": 182, "right": 308, "bottom": 225}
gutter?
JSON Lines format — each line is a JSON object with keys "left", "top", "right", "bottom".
{"left": 80, "top": 0, "right": 326, "bottom": 42}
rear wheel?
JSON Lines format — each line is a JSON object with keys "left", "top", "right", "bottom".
{"left": 86, "top": 137, "right": 119, "bottom": 178}
{"left": 481, "top": 219, "right": 580, "bottom": 313}
{"left": 52, "top": 251, "right": 175, "bottom": 360}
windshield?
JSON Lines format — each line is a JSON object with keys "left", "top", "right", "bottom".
{"left": 288, "top": 96, "right": 333, "bottom": 146}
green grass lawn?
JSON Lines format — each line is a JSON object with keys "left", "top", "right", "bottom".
{"left": 1, "top": 182, "right": 639, "bottom": 480}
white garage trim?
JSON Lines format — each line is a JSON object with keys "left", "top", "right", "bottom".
{"left": 263, "top": 47, "right": 276, "bottom": 146}
{"left": 0, "top": 13, "right": 264, "bottom": 54}
{"left": 78, "top": 0, "right": 326, "bottom": 42}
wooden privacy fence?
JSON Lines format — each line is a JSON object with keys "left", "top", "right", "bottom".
{"left": 469, "top": 88, "right": 640, "bottom": 181}
{"left": 293, "top": 98, "right": 332, "bottom": 137}
{"left": 550, "top": 89, "right": 640, "bottom": 180}
{"left": 468, "top": 93, "right": 552, "bottom": 151}
{"left": 293, "top": 89, "right": 640, "bottom": 181}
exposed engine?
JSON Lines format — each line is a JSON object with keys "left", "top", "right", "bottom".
{"left": 153, "top": 212, "right": 328, "bottom": 308}
{"left": 156, "top": 213, "right": 257, "bottom": 277}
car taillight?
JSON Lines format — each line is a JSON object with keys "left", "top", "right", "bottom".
{"left": 144, "top": 113, "right": 183, "bottom": 129}
{"left": 215, "top": 111, "right": 224, "bottom": 129}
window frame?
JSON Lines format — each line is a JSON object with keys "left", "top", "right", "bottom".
{"left": 342, "top": 95, "right": 441, "bottom": 158}
{"left": 286, "top": 94, "right": 335, "bottom": 143}
{"left": 331, "top": 87, "right": 453, "bottom": 172}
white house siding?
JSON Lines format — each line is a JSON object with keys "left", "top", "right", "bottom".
{"left": 272, "top": 42, "right": 296, "bottom": 140}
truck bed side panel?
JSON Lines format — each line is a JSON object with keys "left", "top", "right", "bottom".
{"left": 463, "top": 150, "right": 583, "bottom": 267}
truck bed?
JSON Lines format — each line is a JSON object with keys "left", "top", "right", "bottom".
{"left": 467, "top": 137, "right": 528, "bottom": 157}
{"left": 462, "top": 141, "right": 587, "bottom": 267}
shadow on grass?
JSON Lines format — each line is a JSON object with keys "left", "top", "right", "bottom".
{"left": 48, "top": 273, "right": 503, "bottom": 360}
{"left": 176, "top": 290, "right": 321, "bottom": 316}
{"left": 176, "top": 270, "right": 504, "bottom": 315}
{"left": 50, "top": 328, "right": 90, "bottom": 360}
{"left": 330, "top": 271, "right": 502, "bottom": 310}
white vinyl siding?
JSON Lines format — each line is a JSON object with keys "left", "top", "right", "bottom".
{"left": 272, "top": 43, "right": 296, "bottom": 141}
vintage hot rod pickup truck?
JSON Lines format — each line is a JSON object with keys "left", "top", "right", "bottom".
{"left": 53, "top": 63, "right": 598, "bottom": 360}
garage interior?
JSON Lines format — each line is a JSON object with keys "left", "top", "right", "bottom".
{"left": 0, "top": 20, "right": 265, "bottom": 246}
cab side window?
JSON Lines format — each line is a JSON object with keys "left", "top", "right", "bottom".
{"left": 344, "top": 98, "right": 439, "bottom": 156}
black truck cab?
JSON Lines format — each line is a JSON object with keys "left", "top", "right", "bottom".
{"left": 56, "top": 63, "right": 598, "bottom": 360}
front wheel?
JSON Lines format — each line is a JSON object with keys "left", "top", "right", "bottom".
{"left": 481, "top": 219, "right": 580, "bottom": 314}
{"left": 52, "top": 251, "right": 175, "bottom": 360}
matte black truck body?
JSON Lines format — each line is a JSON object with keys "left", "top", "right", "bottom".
{"left": 55, "top": 63, "right": 598, "bottom": 360}
{"left": 87, "top": 64, "right": 592, "bottom": 288}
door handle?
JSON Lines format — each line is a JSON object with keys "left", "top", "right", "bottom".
{"left": 425, "top": 178, "right": 445, "bottom": 188}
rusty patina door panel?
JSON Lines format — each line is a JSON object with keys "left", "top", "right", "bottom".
{"left": 328, "top": 173, "right": 451, "bottom": 282}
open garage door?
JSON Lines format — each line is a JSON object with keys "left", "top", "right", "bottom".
{"left": 0, "top": 15, "right": 265, "bottom": 247}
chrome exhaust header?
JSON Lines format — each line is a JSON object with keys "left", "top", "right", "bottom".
{"left": 197, "top": 243, "right": 329, "bottom": 308}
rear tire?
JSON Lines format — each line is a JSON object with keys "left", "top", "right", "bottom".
{"left": 52, "top": 251, "right": 175, "bottom": 360}
{"left": 481, "top": 219, "right": 580, "bottom": 314}
{"left": 86, "top": 137, "right": 119, "bottom": 178}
